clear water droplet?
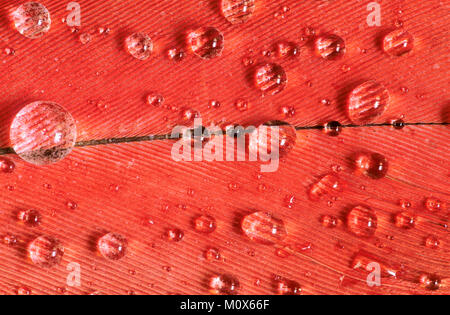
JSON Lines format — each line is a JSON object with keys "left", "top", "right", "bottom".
{"left": 186, "top": 27, "right": 224, "bottom": 59}
{"left": 394, "top": 212, "right": 416, "bottom": 229}
{"left": 18, "top": 209, "right": 41, "bottom": 227}
{"left": 424, "top": 197, "right": 446, "bottom": 212}
{"left": 320, "top": 215, "right": 339, "bottom": 228}
{"left": 308, "top": 173, "right": 345, "bottom": 201}
{"left": 241, "top": 211, "right": 287, "bottom": 245}
{"left": 280, "top": 106, "right": 296, "bottom": 118}
{"left": 28, "top": 235, "right": 64, "bottom": 268}
{"left": 347, "top": 206, "right": 378, "bottom": 238}
{"left": 419, "top": 274, "right": 441, "bottom": 291}
{"left": 167, "top": 48, "right": 185, "bottom": 61}
{"left": 249, "top": 121, "right": 297, "bottom": 159}
{"left": 392, "top": 119, "right": 405, "bottom": 129}
{"left": 221, "top": 0, "right": 255, "bottom": 24}
{"left": 204, "top": 247, "right": 221, "bottom": 261}
{"left": 235, "top": 98, "right": 249, "bottom": 112}
{"left": 11, "top": 2, "right": 51, "bottom": 39}
{"left": 0, "top": 157, "right": 15, "bottom": 173}
{"left": 209, "top": 274, "right": 239, "bottom": 295}
{"left": 79, "top": 33, "right": 92, "bottom": 44}
{"left": 146, "top": 93, "right": 164, "bottom": 107}
{"left": 383, "top": 29, "right": 414, "bottom": 56}
{"left": 166, "top": 228, "right": 184, "bottom": 242}
{"left": 125, "top": 33, "right": 153, "bottom": 60}
{"left": 324, "top": 121, "right": 342, "bottom": 137}
{"left": 194, "top": 215, "right": 217, "bottom": 234}
{"left": 254, "top": 63, "right": 287, "bottom": 95}
{"left": 275, "top": 41, "right": 299, "bottom": 58}
{"left": 97, "top": 233, "right": 128, "bottom": 260}
{"left": 315, "top": 34, "right": 346, "bottom": 60}
{"left": 3, "top": 234, "right": 18, "bottom": 246}
{"left": 347, "top": 81, "right": 390, "bottom": 124}
{"left": 275, "top": 277, "right": 302, "bottom": 295}
{"left": 354, "top": 152, "right": 389, "bottom": 179}
{"left": 425, "top": 235, "right": 441, "bottom": 250}
{"left": 10, "top": 101, "right": 77, "bottom": 165}
{"left": 17, "top": 287, "right": 31, "bottom": 295}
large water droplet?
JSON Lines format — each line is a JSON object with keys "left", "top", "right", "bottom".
{"left": 186, "top": 27, "right": 224, "bottom": 59}
{"left": 315, "top": 34, "right": 346, "bottom": 60}
{"left": 383, "top": 29, "right": 414, "bottom": 56}
{"left": 97, "top": 233, "right": 128, "bottom": 260}
{"left": 221, "top": 0, "right": 255, "bottom": 24}
{"left": 10, "top": 101, "right": 77, "bottom": 165}
{"left": 11, "top": 2, "right": 51, "bottom": 39}
{"left": 394, "top": 212, "right": 416, "bottom": 229}
{"left": 241, "top": 211, "right": 287, "bottom": 245}
{"left": 354, "top": 152, "right": 389, "bottom": 179}
{"left": 419, "top": 274, "right": 441, "bottom": 291}
{"left": 209, "top": 274, "right": 240, "bottom": 295}
{"left": 125, "top": 33, "right": 153, "bottom": 60}
{"left": 347, "top": 81, "right": 390, "bottom": 124}
{"left": 18, "top": 209, "right": 41, "bottom": 227}
{"left": 28, "top": 235, "right": 64, "bottom": 268}
{"left": 347, "top": 206, "right": 378, "bottom": 238}
{"left": 254, "top": 63, "right": 287, "bottom": 95}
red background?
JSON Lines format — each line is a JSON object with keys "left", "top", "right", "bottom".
{"left": 0, "top": 0, "right": 448, "bottom": 295}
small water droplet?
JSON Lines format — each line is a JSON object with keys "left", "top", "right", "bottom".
{"left": 167, "top": 48, "right": 185, "bottom": 61}
{"left": 125, "top": 33, "right": 153, "bottom": 60}
{"left": 204, "top": 247, "right": 221, "bottom": 261}
{"left": 308, "top": 173, "right": 345, "bottom": 201}
{"left": 315, "top": 34, "right": 346, "bottom": 60}
{"left": 399, "top": 199, "right": 411, "bottom": 209}
{"left": 383, "top": 29, "right": 414, "bottom": 56}
{"left": 208, "top": 100, "right": 221, "bottom": 109}
{"left": 221, "top": 0, "right": 255, "bottom": 24}
{"left": 194, "top": 215, "right": 217, "bottom": 234}
{"left": 241, "top": 211, "right": 287, "bottom": 245}
{"left": 18, "top": 209, "right": 41, "bottom": 227}
{"left": 182, "top": 108, "right": 200, "bottom": 122}
{"left": 0, "top": 157, "right": 15, "bottom": 173}
{"left": 249, "top": 121, "right": 297, "bottom": 159}
{"left": 347, "top": 81, "right": 390, "bottom": 124}
{"left": 3, "top": 234, "right": 18, "bottom": 246}
{"left": 392, "top": 119, "right": 405, "bottom": 129}
{"left": 66, "top": 200, "right": 78, "bottom": 210}
{"left": 324, "top": 121, "right": 342, "bottom": 137}
{"left": 280, "top": 106, "right": 296, "bottom": 118}
{"left": 419, "top": 274, "right": 441, "bottom": 291}
{"left": 320, "top": 215, "right": 339, "bottom": 228}
{"left": 235, "top": 98, "right": 249, "bottom": 112}
{"left": 10, "top": 101, "right": 77, "bottom": 165}
{"left": 28, "top": 235, "right": 64, "bottom": 268}
{"left": 276, "top": 277, "right": 301, "bottom": 295}
{"left": 425, "top": 235, "right": 441, "bottom": 250}
{"left": 347, "top": 206, "right": 378, "bottom": 238}
{"left": 17, "top": 287, "right": 31, "bottom": 295}
{"left": 354, "top": 152, "right": 389, "bottom": 179}
{"left": 97, "top": 233, "right": 128, "bottom": 260}
{"left": 254, "top": 63, "right": 287, "bottom": 95}
{"left": 394, "top": 212, "right": 416, "bottom": 229}
{"left": 166, "top": 228, "right": 184, "bottom": 242}
{"left": 424, "top": 197, "right": 446, "bottom": 212}
{"left": 186, "top": 27, "right": 224, "bottom": 59}
{"left": 275, "top": 41, "right": 299, "bottom": 58}
{"left": 79, "top": 32, "right": 91, "bottom": 44}
{"left": 11, "top": 2, "right": 51, "bottom": 39}
{"left": 209, "top": 274, "right": 239, "bottom": 295}
{"left": 4, "top": 47, "right": 15, "bottom": 56}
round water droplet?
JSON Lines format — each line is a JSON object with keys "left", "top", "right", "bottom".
{"left": 275, "top": 41, "right": 299, "bottom": 58}
{"left": 166, "top": 228, "right": 184, "bottom": 242}
{"left": 276, "top": 278, "right": 302, "bottom": 295}
{"left": 383, "top": 29, "right": 414, "bottom": 56}
{"left": 0, "top": 157, "right": 15, "bottom": 173}
{"left": 79, "top": 33, "right": 91, "bottom": 44}
{"left": 355, "top": 152, "right": 389, "bottom": 179}
{"left": 280, "top": 106, "right": 296, "bottom": 118}
{"left": 17, "top": 287, "right": 31, "bottom": 295}
{"left": 10, "top": 101, "right": 77, "bottom": 166}
{"left": 347, "top": 206, "right": 378, "bottom": 238}
{"left": 347, "top": 81, "right": 390, "bottom": 124}
{"left": 194, "top": 215, "right": 217, "bottom": 234}
{"left": 125, "top": 33, "right": 153, "bottom": 60}
{"left": 392, "top": 119, "right": 405, "bottom": 129}
{"left": 394, "top": 212, "right": 416, "bottom": 229}
{"left": 209, "top": 274, "right": 240, "bottom": 295}
{"left": 28, "top": 235, "right": 64, "bottom": 268}
{"left": 167, "top": 48, "right": 185, "bottom": 61}
{"left": 320, "top": 215, "right": 339, "bottom": 228}
{"left": 308, "top": 173, "right": 345, "bottom": 201}
{"left": 11, "top": 2, "right": 51, "bottom": 39}
{"left": 97, "top": 233, "right": 128, "bottom": 260}
{"left": 204, "top": 247, "right": 221, "bottom": 261}
{"left": 186, "top": 27, "right": 224, "bottom": 59}
{"left": 18, "top": 209, "right": 41, "bottom": 227}
{"left": 235, "top": 98, "right": 249, "bottom": 112}
{"left": 221, "top": 0, "right": 255, "bottom": 24}
{"left": 3, "top": 234, "right": 18, "bottom": 246}
{"left": 249, "top": 121, "right": 297, "bottom": 159}
{"left": 254, "top": 63, "right": 287, "bottom": 95}
{"left": 315, "top": 34, "right": 346, "bottom": 60}
{"left": 425, "top": 197, "right": 446, "bottom": 212}
{"left": 324, "top": 121, "right": 342, "bottom": 137}
{"left": 241, "top": 211, "right": 287, "bottom": 245}
{"left": 419, "top": 274, "right": 441, "bottom": 291}
{"left": 425, "top": 235, "right": 441, "bottom": 250}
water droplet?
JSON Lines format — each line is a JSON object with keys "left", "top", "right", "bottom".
{"left": 11, "top": 2, "right": 51, "bottom": 39}
{"left": 235, "top": 98, "right": 249, "bottom": 112}
{"left": 352, "top": 250, "right": 398, "bottom": 278}
{"left": 275, "top": 277, "right": 302, "bottom": 295}
{"left": 394, "top": 212, "right": 416, "bottom": 229}
{"left": 399, "top": 199, "right": 411, "bottom": 209}
{"left": 280, "top": 106, "right": 296, "bottom": 118}
{"left": 315, "top": 34, "right": 346, "bottom": 60}
{"left": 182, "top": 108, "right": 200, "bottom": 122}
{"left": 324, "top": 121, "right": 342, "bottom": 137}
{"left": 79, "top": 33, "right": 91, "bottom": 44}
{"left": 18, "top": 209, "right": 41, "bottom": 227}
{"left": 254, "top": 63, "right": 287, "bottom": 95}
{"left": 320, "top": 215, "right": 339, "bottom": 228}
{"left": 208, "top": 100, "right": 221, "bottom": 109}
{"left": 194, "top": 215, "right": 217, "bottom": 234}
{"left": 0, "top": 157, "right": 15, "bottom": 173}
{"left": 383, "top": 29, "right": 414, "bottom": 56}
{"left": 209, "top": 274, "right": 239, "bottom": 295}
{"left": 186, "top": 27, "right": 224, "bottom": 59}
{"left": 347, "top": 81, "right": 390, "bottom": 124}
{"left": 249, "top": 121, "right": 297, "bottom": 159}
{"left": 10, "top": 101, "right": 77, "bottom": 165}
{"left": 28, "top": 235, "right": 64, "bottom": 268}
{"left": 419, "top": 274, "right": 441, "bottom": 291}
{"left": 425, "top": 235, "right": 441, "bottom": 250}
{"left": 204, "top": 247, "right": 221, "bottom": 261}
{"left": 17, "top": 287, "right": 31, "bottom": 295}
{"left": 347, "top": 206, "right": 378, "bottom": 238}
{"left": 167, "top": 48, "right": 185, "bottom": 61}
{"left": 308, "top": 173, "right": 345, "bottom": 201}
{"left": 3, "top": 234, "right": 18, "bottom": 246}
{"left": 241, "top": 211, "right": 287, "bottom": 245}
{"left": 424, "top": 197, "right": 446, "bottom": 212}
{"left": 392, "top": 119, "right": 405, "bottom": 129}
{"left": 354, "top": 152, "right": 389, "bottom": 179}
{"left": 97, "top": 233, "right": 128, "bottom": 260}
{"left": 275, "top": 41, "right": 299, "bottom": 58}
{"left": 166, "top": 228, "right": 184, "bottom": 242}
{"left": 4, "top": 47, "right": 15, "bottom": 56}
{"left": 125, "top": 33, "right": 153, "bottom": 60}
{"left": 66, "top": 200, "right": 78, "bottom": 210}
{"left": 221, "top": 0, "right": 255, "bottom": 24}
